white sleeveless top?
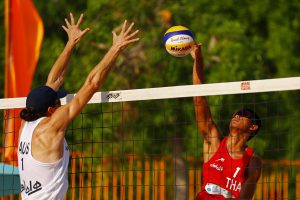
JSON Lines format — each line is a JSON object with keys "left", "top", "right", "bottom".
{"left": 18, "top": 118, "right": 69, "bottom": 200}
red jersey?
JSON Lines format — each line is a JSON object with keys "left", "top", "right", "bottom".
{"left": 196, "top": 137, "right": 254, "bottom": 199}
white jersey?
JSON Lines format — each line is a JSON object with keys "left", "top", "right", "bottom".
{"left": 18, "top": 118, "right": 69, "bottom": 200}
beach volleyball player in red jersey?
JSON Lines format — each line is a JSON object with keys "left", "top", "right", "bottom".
{"left": 191, "top": 44, "right": 262, "bottom": 200}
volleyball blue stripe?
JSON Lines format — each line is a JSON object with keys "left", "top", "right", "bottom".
{"left": 163, "top": 30, "right": 194, "bottom": 45}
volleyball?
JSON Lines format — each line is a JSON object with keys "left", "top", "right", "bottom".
{"left": 163, "top": 25, "right": 194, "bottom": 57}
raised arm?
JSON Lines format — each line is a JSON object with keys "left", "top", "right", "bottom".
{"left": 46, "top": 13, "right": 90, "bottom": 91}
{"left": 51, "top": 20, "right": 139, "bottom": 130}
{"left": 191, "top": 44, "right": 221, "bottom": 161}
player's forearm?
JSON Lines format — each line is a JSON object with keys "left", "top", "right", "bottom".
{"left": 192, "top": 52, "right": 209, "bottom": 110}
{"left": 87, "top": 45, "right": 121, "bottom": 91}
{"left": 46, "top": 41, "right": 76, "bottom": 90}
{"left": 192, "top": 51, "right": 214, "bottom": 132}
{"left": 61, "top": 46, "right": 121, "bottom": 125}
{"left": 194, "top": 96, "right": 214, "bottom": 129}
{"left": 191, "top": 44, "right": 204, "bottom": 84}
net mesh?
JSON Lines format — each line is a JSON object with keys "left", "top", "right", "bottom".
{"left": 1, "top": 80, "right": 300, "bottom": 199}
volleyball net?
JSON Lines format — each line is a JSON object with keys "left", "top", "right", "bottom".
{"left": 1, "top": 77, "right": 300, "bottom": 199}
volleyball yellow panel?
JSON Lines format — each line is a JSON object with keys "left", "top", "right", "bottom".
{"left": 164, "top": 25, "right": 190, "bottom": 34}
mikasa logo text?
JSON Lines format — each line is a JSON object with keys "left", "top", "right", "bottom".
{"left": 171, "top": 46, "right": 191, "bottom": 51}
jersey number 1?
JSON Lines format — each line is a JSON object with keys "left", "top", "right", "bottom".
{"left": 21, "top": 158, "right": 24, "bottom": 170}
{"left": 233, "top": 167, "right": 241, "bottom": 178}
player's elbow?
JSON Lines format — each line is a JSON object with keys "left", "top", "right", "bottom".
{"left": 90, "top": 81, "right": 101, "bottom": 92}
{"left": 85, "top": 75, "right": 102, "bottom": 92}
{"left": 198, "top": 124, "right": 208, "bottom": 135}
{"left": 46, "top": 76, "right": 65, "bottom": 91}
{"left": 197, "top": 119, "right": 214, "bottom": 132}
{"left": 197, "top": 125, "right": 211, "bottom": 141}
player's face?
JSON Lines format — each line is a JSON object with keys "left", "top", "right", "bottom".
{"left": 230, "top": 112, "right": 253, "bottom": 131}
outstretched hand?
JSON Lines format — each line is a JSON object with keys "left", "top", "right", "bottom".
{"left": 190, "top": 43, "right": 202, "bottom": 60}
{"left": 112, "top": 20, "right": 140, "bottom": 50}
{"left": 62, "top": 13, "right": 90, "bottom": 45}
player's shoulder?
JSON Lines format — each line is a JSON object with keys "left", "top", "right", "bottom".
{"left": 246, "top": 154, "right": 262, "bottom": 181}
{"left": 249, "top": 154, "right": 262, "bottom": 169}
{"left": 34, "top": 117, "right": 52, "bottom": 133}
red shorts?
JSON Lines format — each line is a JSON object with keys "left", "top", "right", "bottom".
{"left": 195, "top": 191, "right": 233, "bottom": 200}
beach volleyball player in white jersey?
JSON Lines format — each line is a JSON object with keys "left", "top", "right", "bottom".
{"left": 18, "top": 13, "right": 139, "bottom": 200}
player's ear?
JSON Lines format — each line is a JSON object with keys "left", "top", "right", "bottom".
{"left": 250, "top": 124, "right": 258, "bottom": 132}
{"left": 47, "top": 107, "right": 56, "bottom": 116}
